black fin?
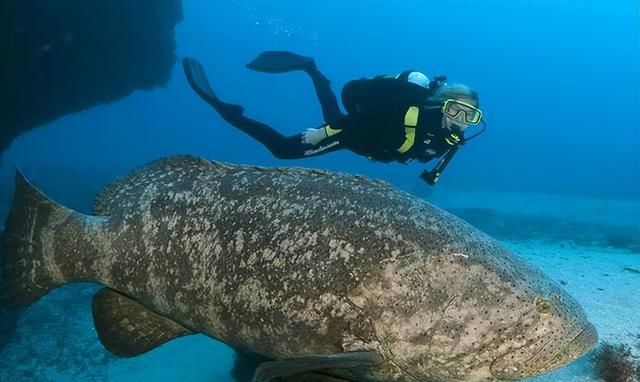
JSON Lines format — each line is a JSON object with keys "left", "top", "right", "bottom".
{"left": 283, "top": 374, "right": 353, "bottom": 382}
{"left": 252, "top": 351, "right": 382, "bottom": 382}
{"left": 284, "top": 374, "right": 353, "bottom": 382}
{"left": 232, "top": 351, "right": 273, "bottom": 382}
{"left": 182, "top": 57, "right": 244, "bottom": 119}
{"left": 246, "top": 51, "right": 315, "bottom": 74}
{"left": 92, "top": 288, "right": 191, "bottom": 357}
{"left": 231, "top": 350, "right": 353, "bottom": 382}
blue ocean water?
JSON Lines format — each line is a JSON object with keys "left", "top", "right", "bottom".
{"left": 0, "top": 0, "right": 639, "bottom": 381}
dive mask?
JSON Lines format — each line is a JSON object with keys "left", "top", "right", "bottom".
{"left": 442, "top": 99, "right": 482, "bottom": 125}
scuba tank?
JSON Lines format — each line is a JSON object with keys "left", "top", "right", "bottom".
{"left": 341, "top": 71, "right": 441, "bottom": 116}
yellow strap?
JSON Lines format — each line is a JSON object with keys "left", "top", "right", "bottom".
{"left": 397, "top": 106, "right": 419, "bottom": 153}
{"left": 397, "top": 127, "right": 416, "bottom": 153}
{"left": 324, "top": 124, "right": 342, "bottom": 137}
{"left": 404, "top": 106, "right": 419, "bottom": 127}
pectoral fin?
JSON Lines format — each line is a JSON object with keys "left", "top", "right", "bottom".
{"left": 252, "top": 351, "right": 382, "bottom": 382}
{"left": 91, "top": 288, "right": 191, "bottom": 357}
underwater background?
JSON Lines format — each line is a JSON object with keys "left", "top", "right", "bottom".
{"left": 0, "top": 0, "right": 639, "bottom": 381}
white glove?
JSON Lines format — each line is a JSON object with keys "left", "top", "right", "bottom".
{"left": 301, "top": 127, "right": 328, "bottom": 145}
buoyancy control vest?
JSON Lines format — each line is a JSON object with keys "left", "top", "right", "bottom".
{"left": 341, "top": 74, "right": 434, "bottom": 116}
{"left": 339, "top": 73, "right": 446, "bottom": 157}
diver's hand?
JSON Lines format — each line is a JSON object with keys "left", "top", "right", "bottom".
{"left": 301, "top": 127, "right": 328, "bottom": 145}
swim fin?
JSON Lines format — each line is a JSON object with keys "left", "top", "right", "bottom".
{"left": 182, "top": 57, "right": 244, "bottom": 119}
{"left": 246, "top": 51, "right": 316, "bottom": 74}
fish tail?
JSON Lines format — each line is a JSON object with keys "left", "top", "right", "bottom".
{"left": 1, "top": 170, "right": 95, "bottom": 307}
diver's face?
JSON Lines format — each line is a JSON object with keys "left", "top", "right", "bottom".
{"left": 442, "top": 97, "right": 477, "bottom": 132}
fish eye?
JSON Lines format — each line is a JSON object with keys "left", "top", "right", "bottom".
{"left": 535, "top": 298, "right": 552, "bottom": 314}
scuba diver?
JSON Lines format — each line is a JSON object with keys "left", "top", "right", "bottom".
{"left": 183, "top": 51, "right": 485, "bottom": 185}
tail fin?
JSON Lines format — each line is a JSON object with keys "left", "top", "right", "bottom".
{"left": 0, "top": 228, "right": 20, "bottom": 349}
{"left": 1, "top": 170, "right": 78, "bottom": 307}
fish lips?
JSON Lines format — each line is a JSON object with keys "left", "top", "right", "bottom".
{"left": 489, "top": 323, "right": 598, "bottom": 380}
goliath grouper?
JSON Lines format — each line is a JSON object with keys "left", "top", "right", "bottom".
{"left": 1, "top": 155, "right": 597, "bottom": 382}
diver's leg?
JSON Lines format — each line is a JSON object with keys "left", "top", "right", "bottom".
{"left": 228, "top": 118, "right": 344, "bottom": 159}
{"left": 184, "top": 57, "right": 344, "bottom": 159}
{"left": 246, "top": 52, "right": 344, "bottom": 124}
{"left": 304, "top": 64, "right": 344, "bottom": 125}
{"left": 230, "top": 117, "right": 309, "bottom": 159}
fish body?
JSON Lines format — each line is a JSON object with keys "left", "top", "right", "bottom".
{"left": 2, "top": 156, "right": 597, "bottom": 381}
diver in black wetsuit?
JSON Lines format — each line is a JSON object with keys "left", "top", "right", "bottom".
{"left": 183, "top": 51, "right": 485, "bottom": 185}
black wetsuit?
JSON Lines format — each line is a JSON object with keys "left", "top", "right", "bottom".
{"left": 216, "top": 67, "right": 459, "bottom": 164}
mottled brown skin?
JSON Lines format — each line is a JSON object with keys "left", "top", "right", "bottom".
{"left": 8, "top": 156, "right": 597, "bottom": 382}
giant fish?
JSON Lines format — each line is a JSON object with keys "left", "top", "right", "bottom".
{"left": 1, "top": 155, "right": 597, "bottom": 382}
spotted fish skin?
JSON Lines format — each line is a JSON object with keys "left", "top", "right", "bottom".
{"left": 3, "top": 156, "right": 597, "bottom": 382}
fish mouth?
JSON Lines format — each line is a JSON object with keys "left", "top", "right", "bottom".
{"left": 489, "top": 323, "right": 598, "bottom": 380}
{"left": 547, "top": 323, "right": 598, "bottom": 365}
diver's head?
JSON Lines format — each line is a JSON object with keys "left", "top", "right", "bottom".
{"left": 429, "top": 84, "right": 481, "bottom": 132}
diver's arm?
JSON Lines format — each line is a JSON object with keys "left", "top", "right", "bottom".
{"left": 420, "top": 146, "right": 459, "bottom": 185}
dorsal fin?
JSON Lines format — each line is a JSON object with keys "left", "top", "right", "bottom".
{"left": 92, "top": 155, "right": 393, "bottom": 216}
{"left": 92, "top": 155, "right": 231, "bottom": 215}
